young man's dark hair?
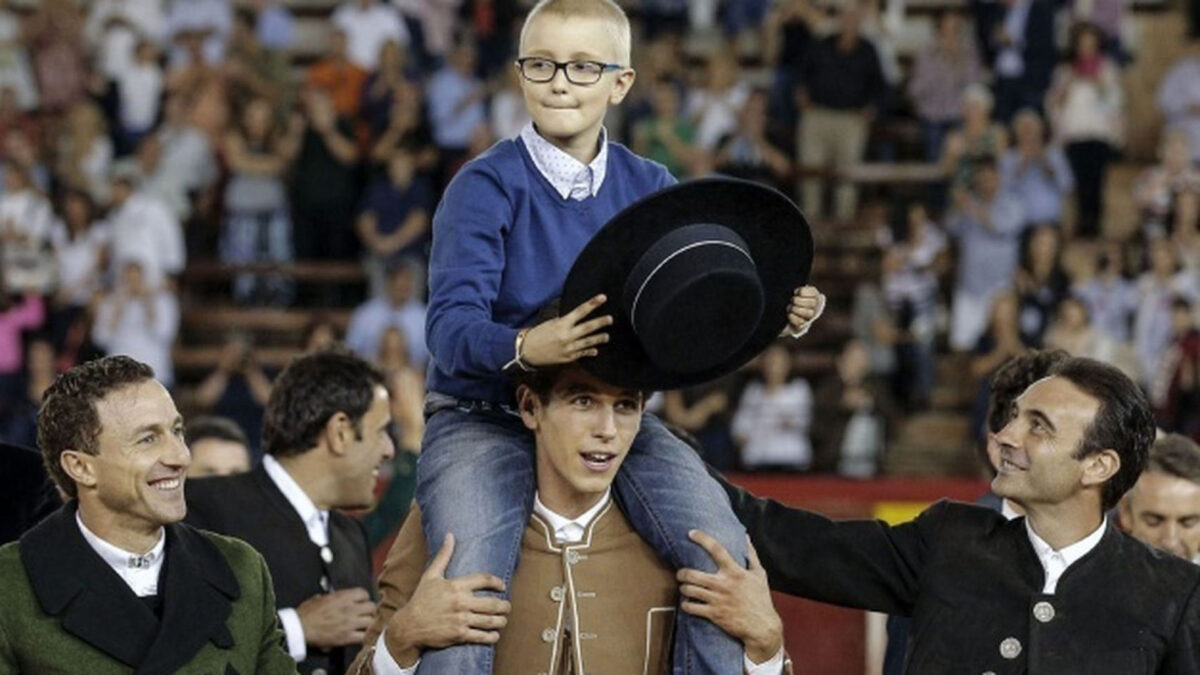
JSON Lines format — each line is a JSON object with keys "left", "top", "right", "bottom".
{"left": 1147, "top": 433, "right": 1200, "bottom": 484}
{"left": 185, "top": 415, "right": 250, "bottom": 449}
{"left": 1052, "top": 356, "right": 1157, "bottom": 511}
{"left": 37, "top": 355, "right": 154, "bottom": 498}
{"left": 985, "top": 349, "right": 1072, "bottom": 434}
{"left": 261, "top": 347, "right": 386, "bottom": 458}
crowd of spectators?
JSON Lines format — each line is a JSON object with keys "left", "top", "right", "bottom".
{"left": 0, "top": 0, "right": 1198, "bottom": 477}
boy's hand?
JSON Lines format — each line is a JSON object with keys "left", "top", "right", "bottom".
{"left": 522, "top": 294, "right": 613, "bottom": 366}
{"left": 783, "top": 286, "right": 826, "bottom": 338}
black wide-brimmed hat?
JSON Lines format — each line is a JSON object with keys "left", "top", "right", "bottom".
{"left": 561, "top": 177, "right": 813, "bottom": 390}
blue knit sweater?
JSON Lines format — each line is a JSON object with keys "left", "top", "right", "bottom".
{"left": 425, "top": 137, "right": 674, "bottom": 404}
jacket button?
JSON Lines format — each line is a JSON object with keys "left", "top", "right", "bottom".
{"left": 999, "top": 637, "right": 1022, "bottom": 659}
{"left": 566, "top": 550, "right": 581, "bottom": 565}
{"left": 1032, "top": 601, "right": 1055, "bottom": 623}
{"left": 542, "top": 628, "right": 556, "bottom": 643}
{"left": 550, "top": 586, "right": 565, "bottom": 602}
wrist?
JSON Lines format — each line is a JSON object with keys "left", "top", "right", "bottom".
{"left": 745, "top": 615, "right": 784, "bottom": 664}
{"left": 384, "top": 610, "right": 422, "bottom": 667}
{"left": 503, "top": 328, "right": 536, "bottom": 372}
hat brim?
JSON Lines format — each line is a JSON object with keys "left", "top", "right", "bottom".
{"left": 561, "top": 177, "right": 813, "bottom": 390}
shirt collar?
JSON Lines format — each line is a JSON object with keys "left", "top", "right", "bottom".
{"left": 263, "top": 454, "right": 329, "bottom": 547}
{"left": 532, "top": 489, "right": 611, "bottom": 544}
{"left": 1025, "top": 516, "right": 1107, "bottom": 571}
{"left": 76, "top": 512, "right": 166, "bottom": 597}
{"left": 519, "top": 121, "right": 608, "bottom": 201}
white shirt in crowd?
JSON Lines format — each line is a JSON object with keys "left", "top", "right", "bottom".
{"left": 331, "top": 1, "right": 410, "bottom": 71}
{"left": 374, "top": 488, "right": 785, "bottom": 675}
{"left": 85, "top": 0, "right": 167, "bottom": 81}
{"left": 51, "top": 219, "right": 112, "bottom": 307}
{"left": 108, "top": 191, "right": 185, "bottom": 289}
{"left": 732, "top": 380, "right": 815, "bottom": 469}
{"left": 118, "top": 62, "right": 164, "bottom": 132}
{"left": 92, "top": 287, "right": 180, "bottom": 387}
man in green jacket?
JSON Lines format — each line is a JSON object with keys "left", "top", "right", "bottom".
{"left": 0, "top": 355, "right": 296, "bottom": 674}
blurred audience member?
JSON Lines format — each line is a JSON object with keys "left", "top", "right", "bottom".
{"left": 363, "top": 40, "right": 415, "bottom": 137}
{"left": 107, "top": 164, "right": 185, "bottom": 289}
{"left": 968, "top": 291, "right": 1031, "bottom": 443}
{"left": 907, "top": 10, "right": 984, "bottom": 161}
{"left": 0, "top": 88, "right": 38, "bottom": 154}
{"left": 999, "top": 109, "right": 1073, "bottom": 227}
{"left": 368, "top": 79, "right": 436, "bottom": 169}
{"left": 48, "top": 189, "right": 109, "bottom": 352}
{"left": 92, "top": 259, "right": 181, "bottom": 388}
{"left": 221, "top": 97, "right": 304, "bottom": 306}
{"left": 185, "top": 415, "right": 253, "bottom": 478}
{"left": 1068, "top": 0, "right": 1127, "bottom": 59}
{"left": 305, "top": 314, "right": 341, "bottom": 352}
{"left": 633, "top": 78, "right": 701, "bottom": 179}
{"left": 1074, "top": 243, "right": 1138, "bottom": 344}
{"left": 0, "top": 291, "right": 44, "bottom": 405}
{"left": 165, "top": 0, "right": 233, "bottom": 68}
{"left": 858, "top": 0, "right": 904, "bottom": 88}
{"left": 306, "top": 28, "right": 368, "bottom": 119}
{"left": 25, "top": 0, "right": 88, "bottom": 114}
{"left": 762, "top": 0, "right": 818, "bottom": 139}
{"left": 290, "top": 88, "right": 360, "bottom": 263}
{"left": 0, "top": 336, "right": 55, "bottom": 448}
{"left": 813, "top": 340, "right": 895, "bottom": 477}
{"left": 426, "top": 41, "right": 487, "bottom": 174}
{"left": 489, "top": 65, "right": 531, "bottom": 142}
{"left": 252, "top": 0, "right": 295, "bottom": 51}
{"left": 0, "top": 162, "right": 55, "bottom": 295}
{"left": 392, "top": 0, "right": 460, "bottom": 62}
{"left": 1135, "top": 128, "right": 1199, "bottom": 238}
{"left": 686, "top": 51, "right": 750, "bottom": 152}
{"left": 1015, "top": 225, "right": 1068, "bottom": 346}
{"left": 194, "top": 334, "right": 272, "bottom": 458}
{"left": 1044, "top": 296, "right": 1135, "bottom": 377}
{"left": 662, "top": 380, "right": 737, "bottom": 471}
{"left": 56, "top": 101, "right": 114, "bottom": 205}
{"left": 85, "top": 0, "right": 167, "bottom": 85}
{"left": 1119, "top": 433, "right": 1200, "bottom": 564}
{"left": 356, "top": 145, "right": 433, "bottom": 290}
{"left": 0, "top": 0, "right": 37, "bottom": 111}
{"left": 796, "top": 0, "right": 885, "bottom": 222}
{"left": 973, "top": 0, "right": 1057, "bottom": 122}
{"left": 941, "top": 84, "right": 1009, "bottom": 192}
{"left": 882, "top": 205, "right": 945, "bottom": 408}
{"left": 116, "top": 40, "right": 165, "bottom": 155}
{"left": 1157, "top": 44, "right": 1200, "bottom": 165}
{"left": 1150, "top": 297, "right": 1200, "bottom": 441}
{"left": 732, "top": 343, "right": 814, "bottom": 471}
{"left": 224, "top": 9, "right": 293, "bottom": 115}
{"left": 714, "top": 89, "right": 792, "bottom": 188}
{"left": 1135, "top": 239, "right": 1199, "bottom": 386}
{"left": 1046, "top": 23, "right": 1124, "bottom": 239}
{"left": 332, "top": 0, "right": 409, "bottom": 71}
{"left": 375, "top": 325, "right": 424, "bottom": 451}
{"left": 345, "top": 261, "right": 427, "bottom": 369}
{"left": 947, "top": 160, "right": 1026, "bottom": 350}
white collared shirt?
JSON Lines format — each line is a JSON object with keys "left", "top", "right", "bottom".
{"left": 262, "top": 455, "right": 330, "bottom": 662}
{"left": 519, "top": 122, "right": 608, "bottom": 201}
{"left": 76, "top": 513, "right": 165, "bottom": 597}
{"left": 1025, "top": 517, "right": 1107, "bottom": 594}
{"left": 376, "top": 489, "right": 783, "bottom": 675}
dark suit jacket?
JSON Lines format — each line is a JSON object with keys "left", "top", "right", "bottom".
{"left": 0, "top": 502, "right": 295, "bottom": 674}
{"left": 972, "top": 0, "right": 1058, "bottom": 93}
{"left": 0, "top": 442, "right": 61, "bottom": 546}
{"left": 720, "top": 479, "right": 1200, "bottom": 674}
{"left": 186, "top": 465, "right": 373, "bottom": 675}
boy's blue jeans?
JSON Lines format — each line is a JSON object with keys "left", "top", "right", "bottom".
{"left": 414, "top": 392, "right": 747, "bottom": 674}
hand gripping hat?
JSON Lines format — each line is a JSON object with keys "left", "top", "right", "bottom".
{"left": 561, "top": 177, "right": 813, "bottom": 390}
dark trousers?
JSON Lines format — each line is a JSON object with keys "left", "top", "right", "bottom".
{"left": 1065, "top": 139, "right": 1114, "bottom": 238}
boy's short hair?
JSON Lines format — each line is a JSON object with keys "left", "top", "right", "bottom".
{"left": 520, "top": 0, "right": 632, "bottom": 65}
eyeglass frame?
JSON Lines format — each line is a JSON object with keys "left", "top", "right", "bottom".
{"left": 514, "top": 57, "right": 624, "bottom": 86}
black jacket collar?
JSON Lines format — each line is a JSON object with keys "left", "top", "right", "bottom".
{"left": 19, "top": 502, "right": 241, "bottom": 674}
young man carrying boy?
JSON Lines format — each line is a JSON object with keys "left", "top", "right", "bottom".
{"left": 419, "top": 3, "right": 823, "bottom": 672}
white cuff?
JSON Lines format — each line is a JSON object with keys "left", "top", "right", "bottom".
{"left": 786, "top": 292, "right": 826, "bottom": 339}
{"left": 277, "top": 608, "right": 307, "bottom": 662}
{"left": 745, "top": 646, "right": 785, "bottom": 675}
{"left": 373, "top": 632, "right": 420, "bottom": 675}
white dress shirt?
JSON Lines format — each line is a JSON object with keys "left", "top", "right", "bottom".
{"left": 262, "top": 455, "right": 331, "bottom": 663}
{"left": 374, "top": 489, "right": 783, "bottom": 675}
{"left": 519, "top": 122, "right": 609, "bottom": 201}
{"left": 76, "top": 513, "right": 165, "bottom": 597}
{"left": 1025, "top": 517, "right": 1107, "bottom": 594}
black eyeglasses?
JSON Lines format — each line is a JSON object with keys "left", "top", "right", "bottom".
{"left": 515, "top": 57, "right": 622, "bottom": 85}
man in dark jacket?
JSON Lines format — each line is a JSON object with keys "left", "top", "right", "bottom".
{"left": 682, "top": 357, "right": 1200, "bottom": 674}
